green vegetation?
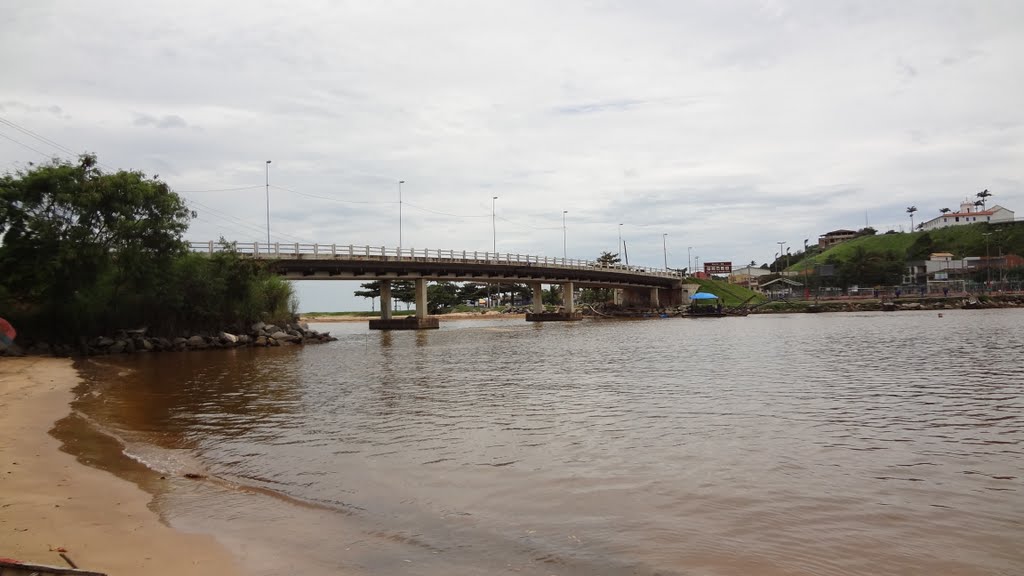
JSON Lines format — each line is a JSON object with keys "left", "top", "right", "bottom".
{"left": 691, "top": 278, "right": 765, "bottom": 306}
{"left": 0, "top": 155, "right": 296, "bottom": 344}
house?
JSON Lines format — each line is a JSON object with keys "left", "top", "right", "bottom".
{"left": 818, "top": 229, "right": 858, "bottom": 249}
{"left": 728, "top": 265, "right": 772, "bottom": 289}
{"left": 759, "top": 277, "right": 804, "bottom": 299}
{"left": 920, "top": 200, "right": 1014, "bottom": 231}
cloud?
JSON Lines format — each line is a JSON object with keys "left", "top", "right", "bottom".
{"left": 1, "top": 0, "right": 1023, "bottom": 309}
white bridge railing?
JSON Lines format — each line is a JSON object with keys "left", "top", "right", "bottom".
{"left": 188, "top": 241, "right": 682, "bottom": 279}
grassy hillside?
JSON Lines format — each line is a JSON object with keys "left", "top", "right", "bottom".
{"left": 691, "top": 278, "right": 766, "bottom": 306}
{"left": 792, "top": 221, "right": 1024, "bottom": 270}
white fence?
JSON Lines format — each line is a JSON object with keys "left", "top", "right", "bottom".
{"left": 187, "top": 241, "right": 681, "bottom": 279}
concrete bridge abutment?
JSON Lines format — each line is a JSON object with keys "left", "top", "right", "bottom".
{"left": 369, "top": 278, "right": 440, "bottom": 330}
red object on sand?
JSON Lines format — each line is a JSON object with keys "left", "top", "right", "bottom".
{"left": 0, "top": 317, "right": 15, "bottom": 341}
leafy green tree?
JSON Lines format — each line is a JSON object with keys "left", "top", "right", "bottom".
{"left": 427, "top": 281, "right": 460, "bottom": 313}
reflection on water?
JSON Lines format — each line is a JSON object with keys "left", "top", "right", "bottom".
{"left": 71, "top": 310, "right": 1024, "bottom": 575}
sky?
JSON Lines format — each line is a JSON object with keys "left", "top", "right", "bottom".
{"left": 2, "top": 0, "right": 1022, "bottom": 311}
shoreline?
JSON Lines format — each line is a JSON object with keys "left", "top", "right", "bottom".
{"left": 302, "top": 311, "right": 527, "bottom": 322}
{"left": 0, "top": 357, "right": 241, "bottom": 576}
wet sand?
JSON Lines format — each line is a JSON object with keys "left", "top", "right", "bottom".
{"left": 0, "top": 357, "right": 241, "bottom": 576}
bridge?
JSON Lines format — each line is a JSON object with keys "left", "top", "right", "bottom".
{"left": 189, "top": 241, "right": 688, "bottom": 329}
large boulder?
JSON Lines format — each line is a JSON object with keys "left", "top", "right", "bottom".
{"left": 109, "top": 340, "right": 127, "bottom": 354}
{"left": 93, "top": 336, "right": 115, "bottom": 348}
{"left": 254, "top": 335, "right": 268, "bottom": 347}
{"left": 271, "top": 330, "right": 298, "bottom": 343}
{"left": 219, "top": 331, "right": 238, "bottom": 344}
{"left": 187, "top": 335, "right": 207, "bottom": 349}
{"left": 250, "top": 321, "right": 266, "bottom": 334}
{"left": 236, "top": 334, "right": 251, "bottom": 345}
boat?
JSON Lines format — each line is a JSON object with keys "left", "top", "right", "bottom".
{"left": 0, "top": 558, "right": 107, "bottom": 576}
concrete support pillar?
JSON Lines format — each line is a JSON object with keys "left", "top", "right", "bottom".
{"left": 415, "top": 278, "right": 428, "bottom": 319}
{"left": 650, "top": 287, "right": 660, "bottom": 308}
{"left": 380, "top": 280, "right": 393, "bottom": 321}
{"left": 531, "top": 282, "right": 544, "bottom": 313}
{"left": 563, "top": 281, "right": 574, "bottom": 314}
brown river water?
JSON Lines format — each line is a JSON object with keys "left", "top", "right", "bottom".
{"left": 62, "top": 310, "right": 1023, "bottom": 575}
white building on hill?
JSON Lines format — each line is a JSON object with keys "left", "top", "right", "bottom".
{"left": 921, "top": 199, "right": 1014, "bottom": 231}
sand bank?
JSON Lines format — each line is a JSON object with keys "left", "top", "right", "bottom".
{"left": 0, "top": 357, "right": 241, "bottom": 576}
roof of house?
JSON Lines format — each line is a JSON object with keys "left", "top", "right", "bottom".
{"left": 760, "top": 277, "right": 804, "bottom": 288}
{"left": 820, "top": 229, "right": 857, "bottom": 237}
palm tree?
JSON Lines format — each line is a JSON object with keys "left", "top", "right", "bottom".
{"left": 939, "top": 207, "right": 951, "bottom": 215}
{"left": 976, "top": 189, "right": 992, "bottom": 209}
{"left": 974, "top": 200, "right": 985, "bottom": 209}
{"left": 906, "top": 206, "right": 918, "bottom": 231}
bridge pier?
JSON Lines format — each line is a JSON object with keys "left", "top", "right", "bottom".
{"left": 369, "top": 278, "right": 439, "bottom": 330}
{"left": 526, "top": 281, "right": 581, "bottom": 322}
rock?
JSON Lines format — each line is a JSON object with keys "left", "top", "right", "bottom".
{"left": 187, "top": 335, "right": 207, "bottom": 349}
{"left": 271, "top": 331, "right": 297, "bottom": 342}
{"left": 236, "top": 334, "right": 251, "bottom": 345}
{"left": 135, "top": 337, "right": 154, "bottom": 351}
{"left": 251, "top": 321, "right": 266, "bottom": 334}
{"left": 255, "top": 335, "right": 268, "bottom": 347}
{"left": 219, "top": 331, "right": 238, "bottom": 344}
{"left": 298, "top": 322, "right": 310, "bottom": 332}
{"left": 94, "top": 336, "right": 115, "bottom": 348}
{"left": 264, "top": 325, "right": 280, "bottom": 335}
{"left": 267, "top": 337, "right": 281, "bottom": 347}
{"left": 109, "top": 340, "right": 127, "bottom": 354}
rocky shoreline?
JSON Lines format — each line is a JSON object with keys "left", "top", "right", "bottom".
{"left": 2, "top": 321, "right": 337, "bottom": 358}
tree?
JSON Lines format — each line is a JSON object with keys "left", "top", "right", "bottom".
{"left": 596, "top": 251, "right": 621, "bottom": 266}
{"left": 939, "top": 207, "right": 951, "bottom": 215}
{"left": 353, "top": 280, "right": 414, "bottom": 308}
{"left": 976, "top": 189, "right": 992, "bottom": 209}
{"left": 906, "top": 206, "right": 918, "bottom": 231}
{"left": 0, "top": 155, "right": 193, "bottom": 339}
{"left": 427, "top": 282, "right": 460, "bottom": 313}
{"left": 857, "top": 227, "right": 877, "bottom": 236}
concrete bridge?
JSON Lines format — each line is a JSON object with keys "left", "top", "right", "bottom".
{"left": 189, "top": 241, "right": 686, "bottom": 329}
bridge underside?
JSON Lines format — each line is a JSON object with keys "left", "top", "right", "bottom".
{"left": 269, "top": 259, "right": 683, "bottom": 329}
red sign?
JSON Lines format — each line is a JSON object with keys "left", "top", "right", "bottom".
{"left": 703, "top": 261, "right": 732, "bottom": 275}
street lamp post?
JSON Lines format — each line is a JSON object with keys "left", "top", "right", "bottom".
{"left": 662, "top": 233, "right": 668, "bottom": 269}
{"left": 776, "top": 241, "right": 786, "bottom": 274}
{"left": 492, "top": 196, "right": 498, "bottom": 254}
{"left": 618, "top": 224, "right": 623, "bottom": 260}
{"left": 562, "top": 210, "right": 568, "bottom": 260}
{"left": 265, "top": 160, "right": 272, "bottom": 248}
{"left": 398, "top": 180, "right": 405, "bottom": 251}
{"left": 695, "top": 256, "right": 700, "bottom": 275}
{"left": 687, "top": 246, "right": 693, "bottom": 275}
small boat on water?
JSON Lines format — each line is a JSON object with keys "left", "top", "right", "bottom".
{"left": 0, "top": 558, "right": 107, "bottom": 576}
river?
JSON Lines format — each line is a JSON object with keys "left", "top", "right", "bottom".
{"left": 65, "top": 309, "right": 1023, "bottom": 575}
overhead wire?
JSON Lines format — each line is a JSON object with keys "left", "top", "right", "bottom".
{"left": 0, "top": 130, "right": 58, "bottom": 160}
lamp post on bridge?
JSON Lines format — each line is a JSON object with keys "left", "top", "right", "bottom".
{"left": 687, "top": 246, "right": 693, "bottom": 275}
{"left": 398, "top": 180, "right": 405, "bottom": 251}
{"left": 618, "top": 224, "right": 623, "bottom": 260}
{"left": 490, "top": 196, "right": 498, "bottom": 308}
{"left": 562, "top": 210, "right": 568, "bottom": 260}
{"left": 662, "top": 233, "right": 668, "bottom": 269}
{"left": 266, "top": 158, "right": 274, "bottom": 247}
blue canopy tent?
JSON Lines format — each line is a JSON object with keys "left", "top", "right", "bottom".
{"left": 689, "top": 292, "right": 718, "bottom": 300}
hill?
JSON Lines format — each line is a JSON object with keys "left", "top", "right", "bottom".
{"left": 792, "top": 221, "right": 1024, "bottom": 271}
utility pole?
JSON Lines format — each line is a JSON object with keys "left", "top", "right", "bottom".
{"left": 687, "top": 246, "right": 693, "bottom": 275}
{"left": 776, "top": 241, "right": 786, "bottom": 274}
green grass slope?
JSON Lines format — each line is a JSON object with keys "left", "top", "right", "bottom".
{"left": 793, "top": 221, "right": 1024, "bottom": 271}
{"left": 690, "top": 278, "right": 766, "bottom": 306}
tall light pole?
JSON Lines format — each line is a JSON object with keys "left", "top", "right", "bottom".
{"left": 562, "top": 210, "right": 568, "bottom": 260}
{"left": 776, "top": 241, "right": 786, "bottom": 274}
{"left": 687, "top": 246, "right": 693, "bottom": 274}
{"left": 618, "top": 224, "right": 623, "bottom": 260}
{"left": 265, "top": 160, "right": 272, "bottom": 247}
{"left": 662, "top": 233, "right": 668, "bottom": 269}
{"left": 398, "top": 180, "right": 405, "bottom": 249}
{"left": 695, "top": 256, "right": 700, "bottom": 275}
{"left": 492, "top": 196, "right": 498, "bottom": 254}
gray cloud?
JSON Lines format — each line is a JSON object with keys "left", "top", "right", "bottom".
{"left": 1, "top": 0, "right": 1022, "bottom": 309}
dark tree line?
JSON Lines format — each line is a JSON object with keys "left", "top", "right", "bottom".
{"left": 0, "top": 155, "right": 296, "bottom": 344}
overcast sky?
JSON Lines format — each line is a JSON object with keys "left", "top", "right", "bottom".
{"left": 2, "top": 0, "right": 1022, "bottom": 310}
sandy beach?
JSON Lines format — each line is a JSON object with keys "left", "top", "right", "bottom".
{"left": 0, "top": 357, "right": 241, "bottom": 576}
